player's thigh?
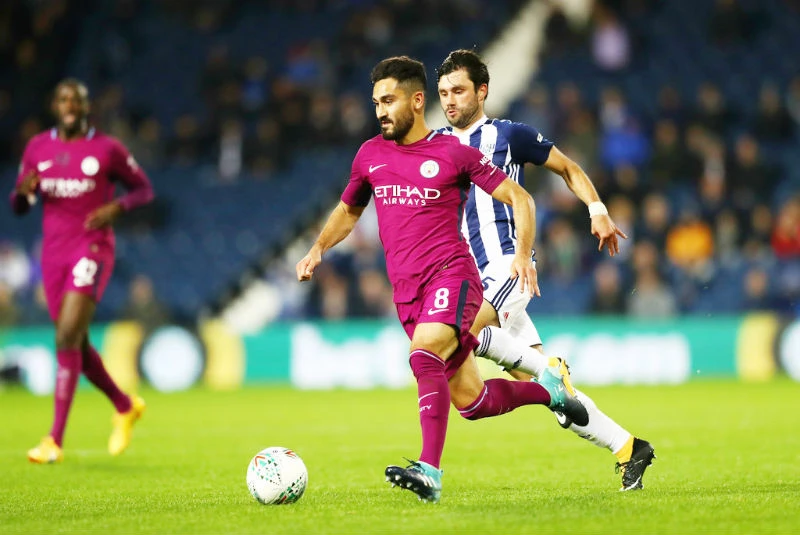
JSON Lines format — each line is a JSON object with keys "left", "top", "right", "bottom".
{"left": 447, "top": 353, "right": 485, "bottom": 408}
{"left": 410, "top": 322, "right": 459, "bottom": 358}
{"left": 480, "top": 256, "right": 531, "bottom": 330}
{"left": 55, "top": 291, "right": 97, "bottom": 348}
{"left": 505, "top": 310, "right": 543, "bottom": 347}
{"left": 469, "top": 298, "right": 500, "bottom": 336}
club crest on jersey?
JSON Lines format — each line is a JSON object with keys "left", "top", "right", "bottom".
{"left": 419, "top": 160, "right": 439, "bottom": 178}
{"left": 81, "top": 156, "right": 100, "bottom": 176}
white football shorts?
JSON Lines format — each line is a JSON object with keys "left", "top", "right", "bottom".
{"left": 479, "top": 254, "right": 542, "bottom": 347}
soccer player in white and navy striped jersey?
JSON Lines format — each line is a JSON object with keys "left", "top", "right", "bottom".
{"left": 436, "top": 49, "right": 655, "bottom": 491}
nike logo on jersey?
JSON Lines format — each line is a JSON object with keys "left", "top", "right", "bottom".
{"left": 427, "top": 308, "right": 449, "bottom": 316}
{"left": 369, "top": 164, "right": 388, "bottom": 173}
{"left": 37, "top": 160, "right": 54, "bottom": 172}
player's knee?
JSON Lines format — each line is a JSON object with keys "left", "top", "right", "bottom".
{"left": 411, "top": 333, "right": 458, "bottom": 359}
{"left": 55, "top": 326, "right": 84, "bottom": 350}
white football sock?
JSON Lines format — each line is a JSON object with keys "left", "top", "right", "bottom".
{"left": 567, "top": 388, "right": 632, "bottom": 453}
{"left": 475, "top": 326, "right": 549, "bottom": 377}
{"left": 476, "top": 325, "right": 632, "bottom": 453}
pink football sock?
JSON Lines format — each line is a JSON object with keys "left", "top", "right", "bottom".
{"left": 458, "top": 378, "right": 550, "bottom": 420}
{"left": 409, "top": 349, "right": 451, "bottom": 469}
{"left": 50, "top": 348, "right": 82, "bottom": 446}
{"left": 82, "top": 345, "right": 131, "bottom": 413}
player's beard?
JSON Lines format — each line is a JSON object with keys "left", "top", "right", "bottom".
{"left": 447, "top": 99, "right": 481, "bottom": 130}
{"left": 59, "top": 114, "right": 86, "bottom": 138}
{"left": 380, "top": 107, "right": 414, "bottom": 141}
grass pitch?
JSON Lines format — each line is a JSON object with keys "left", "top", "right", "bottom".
{"left": 1, "top": 379, "right": 798, "bottom": 534}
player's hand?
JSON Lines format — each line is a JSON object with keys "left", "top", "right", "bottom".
{"left": 510, "top": 254, "right": 540, "bottom": 299}
{"left": 296, "top": 248, "right": 322, "bottom": 281}
{"left": 84, "top": 201, "right": 123, "bottom": 229}
{"left": 591, "top": 214, "right": 628, "bottom": 257}
{"left": 16, "top": 170, "right": 40, "bottom": 197}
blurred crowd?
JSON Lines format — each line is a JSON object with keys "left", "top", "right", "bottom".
{"left": 1, "top": 0, "right": 799, "bottom": 327}
{"left": 283, "top": 0, "right": 800, "bottom": 322}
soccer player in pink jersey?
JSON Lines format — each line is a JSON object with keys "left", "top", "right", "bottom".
{"left": 296, "top": 56, "right": 587, "bottom": 503}
{"left": 10, "top": 79, "right": 154, "bottom": 464}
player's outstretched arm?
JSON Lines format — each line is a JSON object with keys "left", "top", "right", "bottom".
{"left": 543, "top": 146, "right": 627, "bottom": 256}
{"left": 489, "top": 179, "right": 540, "bottom": 298}
{"left": 296, "top": 201, "right": 365, "bottom": 282}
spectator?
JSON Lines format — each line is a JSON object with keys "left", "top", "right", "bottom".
{"left": 167, "top": 114, "right": 209, "bottom": 166}
{"left": 240, "top": 55, "right": 271, "bottom": 117}
{"left": 120, "top": 274, "right": 173, "bottom": 335}
{"left": 543, "top": 218, "right": 582, "bottom": 282}
{"left": 23, "top": 282, "right": 51, "bottom": 326}
{"left": 771, "top": 196, "right": 800, "bottom": 259}
{"left": 691, "top": 83, "right": 735, "bottom": 137}
{"left": 709, "top": 0, "right": 749, "bottom": 46}
{"left": 217, "top": 118, "right": 244, "bottom": 181}
{"left": 0, "top": 242, "right": 32, "bottom": 293}
{"left": 591, "top": 3, "right": 631, "bottom": 72}
{"left": 351, "top": 268, "right": 394, "bottom": 319}
{"left": 627, "top": 266, "right": 677, "bottom": 318}
{"left": 655, "top": 85, "right": 687, "bottom": 127}
{"left": 648, "top": 118, "right": 702, "bottom": 191}
{"left": 129, "top": 116, "right": 165, "bottom": 170}
{"left": 741, "top": 267, "right": 777, "bottom": 311}
{"left": 0, "top": 281, "right": 20, "bottom": 327}
{"left": 752, "top": 82, "right": 794, "bottom": 143}
{"left": 589, "top": 261, "right": 626, "bottom": 314}
{"left": 665, "top": 208, "right": 715, "bottom": 281}
{"left": 638, "top": 193, "right": 671, "bottom": 249}
{"left": 714, "top": 209, "right": 741, "bottom": 266}
{"left": 515, "top": 84, "right": 553, "bottom": 138}
{"left": 727, "top": 134, "right": 778, "bottom": 209}
{"left": 786, "top": 75, "right": 800, "bottom": 127}
{"left": 244, "top": 117, "right": 282, "bottom": 178}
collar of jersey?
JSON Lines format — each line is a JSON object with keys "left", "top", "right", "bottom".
{"left": 460, "top": 114, "right": 490, "bottom": 138}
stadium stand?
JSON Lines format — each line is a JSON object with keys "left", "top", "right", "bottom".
{"left": 1, "top": 0, "right": 798, "bottom": 325}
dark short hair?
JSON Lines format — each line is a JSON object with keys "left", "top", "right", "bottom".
{"left": 370, "top": 56, "right": 427, "bottom": 93}
{"left": 54, "top": 78, "right": 90, "bottom": 101}
{"left": 436, "top": 49, "right": 490, "bottom": 91}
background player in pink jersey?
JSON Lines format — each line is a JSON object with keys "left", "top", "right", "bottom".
{"left": 296, "top": 56, "right": 587, "bottom": 503}
{"left": 10, "top": 79, "right": 154, "bottom": 464}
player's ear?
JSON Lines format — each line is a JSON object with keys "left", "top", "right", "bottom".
{"left": 413, "top": 91, "right": 425, "bottom": 112}
{"left": 477, "top": 83, "right": 488, "bottom": 104}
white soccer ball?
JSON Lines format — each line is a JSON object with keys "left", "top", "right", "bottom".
{"left": 246, "top": 447, "right": 308, "bottom": 505}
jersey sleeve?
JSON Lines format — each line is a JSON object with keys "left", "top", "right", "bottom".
{"left": 9, "top": 138, "right": 38, "bottom": 214}
{"left": 108, "top": 138, "right": 155, "bottom": 211}
{"left": 452, "top": 143, "right": 507, "bottom": 195}
{"left": 340, "top": 144, "right": 373, "bottom": 207}
{"left": 505, "top": 121, "right": 554, "bottom": 166}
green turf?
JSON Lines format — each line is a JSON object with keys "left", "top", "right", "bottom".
{"left": 1, "top": 379, "right": 798, "bottom": 534}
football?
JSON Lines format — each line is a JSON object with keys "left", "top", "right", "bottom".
{"left": 246, "top": 447, "right": 308, "bottom": 505}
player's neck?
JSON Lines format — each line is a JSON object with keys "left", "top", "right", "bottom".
{"left": 58, "top": 122, "right": 90, "bottom": 141}
{"left": 395, "top": 120, "right": 432, "bottom": 146}
{"left": 451, "top": 110, "right": 486, "bottom": 135}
